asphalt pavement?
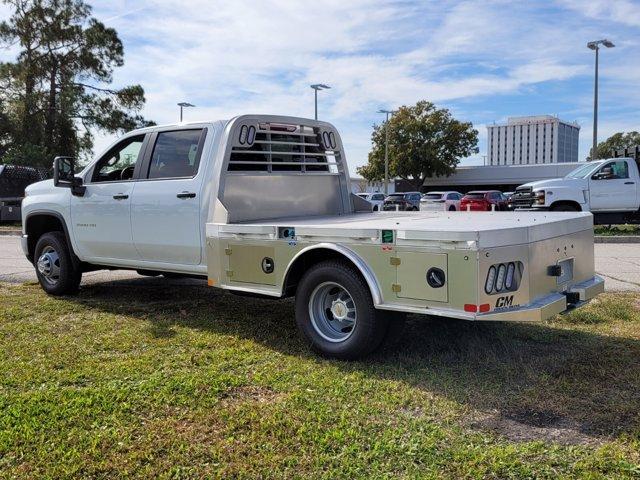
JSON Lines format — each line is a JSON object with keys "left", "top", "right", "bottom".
{"left": 1, "top": 235, "right": 639, "bottom": 291}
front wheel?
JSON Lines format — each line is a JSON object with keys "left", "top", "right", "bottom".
{"left": 295, "top": 260, "right": 388, "bottom": 359}
{"left": 34, "top": 232, "right": 82, "bottom": 295}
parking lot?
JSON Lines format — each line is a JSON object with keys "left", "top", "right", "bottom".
{"left": 2, "top": 234, "right": 639, "bottom": 291}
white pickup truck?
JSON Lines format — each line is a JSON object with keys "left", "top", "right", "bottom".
{"left": 21, "top": 115, "right": 603, "bottom": 359}
{"left": 513, "top": 153, "right": 640, "bottom": 224}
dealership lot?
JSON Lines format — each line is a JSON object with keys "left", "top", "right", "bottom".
{"left": 1, "top": 235, "right": 638, "bottom": 291}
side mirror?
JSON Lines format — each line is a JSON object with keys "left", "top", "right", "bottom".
{"left": 53, "top": 156, "right": 85, "bottom": 196}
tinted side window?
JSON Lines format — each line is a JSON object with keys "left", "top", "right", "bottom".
{"left": 601, "top": 161, "right": 629, "bottom": 179}
{"left": 92, "top": 135, "right": 145, "bottom": 183}
{"left": 148, "top": 129, "right": 203, "bottom": 179}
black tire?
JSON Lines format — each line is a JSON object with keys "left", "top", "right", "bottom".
{"left": 550, "top": 203, "right": 580, "bottom": 212}
{"left": 295, "top": 260, "right": 389, "bottom": 360}
{"left": 34, "top": 231, "right": 81, "bottom": 295}
{"left": 448, "top": 205, "right": 456, "bottom": 211}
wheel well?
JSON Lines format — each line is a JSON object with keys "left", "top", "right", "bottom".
{"left": 283, "top": 248, "right": 368, "bottom": 298}
{"left": 24, "top": 214, "right": 67, "bottom": 262}
{"left": 550, "top": 200, "right": 582, "bottom": 211}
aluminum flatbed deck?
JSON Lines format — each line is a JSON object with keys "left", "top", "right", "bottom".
{"left": 212, "top": 211, "right": 594, "bottom": 248}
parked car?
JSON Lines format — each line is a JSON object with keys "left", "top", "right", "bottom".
{"left": 503, "top": 192, "right": 515, "bottom": 210}
{"left": 356, "top": 192, "right": 385, "bottom": 211}
{"left": 382, "top": 192, "right": 422, "bottom": 211}
{"left": 20, "top": 114, "right": 603, "bottom": 360}
{"left": 420, "top": 191, "right": 463, "bottom": 212}
{"left": 460, "top": 190, "right": 509, "bottom": 211}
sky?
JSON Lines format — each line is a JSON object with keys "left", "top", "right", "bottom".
{"left": 1, "top": 0, "right": 640, "bottom": 173}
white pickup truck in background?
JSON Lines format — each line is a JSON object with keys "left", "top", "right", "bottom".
{"left": 514, "top": 153, "right": 640, "bottom": 224}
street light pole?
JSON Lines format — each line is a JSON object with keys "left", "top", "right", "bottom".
{"left": 177, "top": 102, "right": 195, "bottom": 122}
{"left": 310, "top": 84, "right": 330, "bottom": 120}
{"left": 378, "top": 109, "right": 396, "bottom": 195}
{"left": 587, "top": 39, "right": 614, "bottom": 160}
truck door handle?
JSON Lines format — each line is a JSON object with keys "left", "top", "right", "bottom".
{"left": 625, "top": 181, "right": 635, "bottom": 185}
{"left": 177, "top": 192, "right": 196, "bottom": 199}
{"left": 112, "top": 194, "right": 129, "bottom": 200}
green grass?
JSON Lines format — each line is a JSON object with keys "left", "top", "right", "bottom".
{"left": 594, "top": 225, "right": 640, "bottom": 236}
{"left": 1, "top": 282, "right": 640, "bottom": 478}
{"left": 0, "top": 223, "right": 20, "bottom": 232}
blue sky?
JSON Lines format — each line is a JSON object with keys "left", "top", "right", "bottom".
{"left": 2, "top": 0, "right": 640, "bottom": 172}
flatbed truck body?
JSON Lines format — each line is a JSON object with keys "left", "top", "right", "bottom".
{"left": 21, "top": 115, "right": 603, "bottom": 358}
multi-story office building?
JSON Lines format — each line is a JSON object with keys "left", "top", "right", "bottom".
{"left": 487, "top": 115, "right": 580, "bottom": 165}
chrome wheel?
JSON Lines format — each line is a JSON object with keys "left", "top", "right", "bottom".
{"left": 308, "top": 281, "right": 357, "bottom": 343}
{"left": 37, "top": 246, "right": 61, "bottom": 286}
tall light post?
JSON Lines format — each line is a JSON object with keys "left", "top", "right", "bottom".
{"left": 310, "top": 84, "right": 330, "bottom": 120}
{"left": 178, "top": 102, "right": 195, "bottom": 122}
{"left": 587, "top": 39, "right": 614, "bottom": 160}
{"left": 378, "top": 109, "right": 396, "bottom": 195}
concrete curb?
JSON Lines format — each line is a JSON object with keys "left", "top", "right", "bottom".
{"left": 595, "top": 235, "right": 640, "bottom": 244}
{"left": 0, "top": 230, "right": 21, "bottom": 237}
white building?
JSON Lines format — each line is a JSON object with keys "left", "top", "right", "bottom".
{"left": 487, "top": 115, "right": 580, "bottom": 166}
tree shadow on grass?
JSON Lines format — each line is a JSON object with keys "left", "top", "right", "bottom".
{"left": 69, "top": 278, "right": 640, "bottom": 444}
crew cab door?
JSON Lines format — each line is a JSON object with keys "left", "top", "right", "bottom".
{"left": 71, "top": 134, "right": 148, "bottom": 260}
{"left": 130, "top": 128, "right": 207, "bottom": 265}
{"left": 589, "top": 160, "right": 637, "bottom": 211}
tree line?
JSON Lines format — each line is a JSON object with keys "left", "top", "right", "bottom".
{"left": 0, "top": 0, "right": 152, "bottom": 169}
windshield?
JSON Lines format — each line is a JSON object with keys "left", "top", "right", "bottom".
{"left": 356, "top": 193, "right": 369, "bottom": 198}
{"left": 565, "top": 163, "right": 600, "bottom": 179}
{"left": 464, "top": 193, "right": 486, "bottom": 200}
{"left": 422, "top": 193, "right": 443, "bottom": 200}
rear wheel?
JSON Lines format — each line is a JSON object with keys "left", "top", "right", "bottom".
{"left": 448, "top": 205, "right": 456, "bottom": 211}
{"left": 295, "top": 260, "right": 388, "bottom": 359}
{"left": 34, "top": 232, "right": 81, "bottom": 295}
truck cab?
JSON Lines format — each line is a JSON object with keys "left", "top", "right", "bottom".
{"left": 514, "top": 157, "right": 640, "bottom": 223}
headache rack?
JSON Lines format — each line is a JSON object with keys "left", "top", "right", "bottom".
{"left": 227, "top": 123, "right": 341, "bottom": 174}
{"left": 613, "top": 146, "right": 640, "bottom": 162}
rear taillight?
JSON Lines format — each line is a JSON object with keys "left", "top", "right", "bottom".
{"left": 485, "top": 262, "right": 523, "bottom": 294}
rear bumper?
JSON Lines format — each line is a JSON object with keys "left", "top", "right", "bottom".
{"left": 476, "top": 275, "right": 605, "bottom": 322}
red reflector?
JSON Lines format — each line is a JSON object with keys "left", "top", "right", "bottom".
{"left": 479, "top": 303, "right": 490, "bottom": 313}
{"left": 464, "top": 304, "right": 478, "bottom": 313}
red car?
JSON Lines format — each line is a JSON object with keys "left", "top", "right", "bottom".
{"left": 459, "top": 191, "right": 508, "bottom": 211}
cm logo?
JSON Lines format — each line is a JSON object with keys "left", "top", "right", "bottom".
{"left": 495, "top": 295, "right": 514, "bottom": 308}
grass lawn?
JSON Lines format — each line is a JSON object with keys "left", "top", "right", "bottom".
{"left": 1, "top": 281, "right": 639, "bottom": 478}
{"left": 0, "top": 223, "right": 20, "bottom": 232}
{"left": 594, "top": 225, "right": 640, "bottom": 236}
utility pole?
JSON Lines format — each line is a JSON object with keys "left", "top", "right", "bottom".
{"left": 310, "top": 84, "right": 330, "bottom": 120}
{"left": 587, "top": 39, "right": 614, "bottom": 160}
{"left": 377, "top": 109, "right": 396, "bottom": 195}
